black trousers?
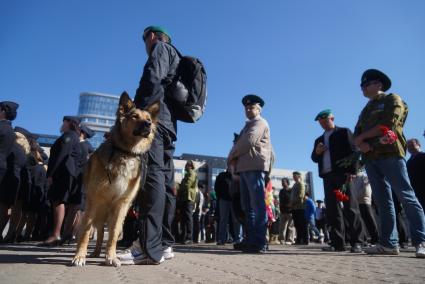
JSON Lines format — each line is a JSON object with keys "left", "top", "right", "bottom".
{"left": 138, "top": 126, "right": 175, "bottom": 262}
{"left": 323, "top": 172, "right": 363, "bottom": 248}
{"left": 179, "top": 201, "right": 194, "bottom": 241}
{"left": 359, "top": 203, "right": 379, "bottom": 244}
{"left": 292, "top": 209, "right": 308, "bottom": 244}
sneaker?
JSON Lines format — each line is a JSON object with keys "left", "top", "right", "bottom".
{"left": 117, "top": 240, "right": 146, "bottom": 265}
{"left": 163, "top": 246, "right": 175, "bottom": 260}
{"left": 284, "top": 241, "right": 294, "bottom": 245}
{"left": 350, "top": 243, "right": 363, "bottom": 253}
{"left": 136, "top": 255, "right": 165, "bottom": 265}
{"left": 415, "top": 242, "right": 425, "bottom": 258}
{"left": 364, "top": 244, "right": 399, "bottom": 255}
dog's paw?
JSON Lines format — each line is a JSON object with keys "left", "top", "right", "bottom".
{"left": 105, "top": 257, "right": 121, "bottom": 267}
{"left": 71, "top": 256, "right": 86, "bottom": 267}
{"left": 89, "top": 250, "right": 101, "bottom": 258}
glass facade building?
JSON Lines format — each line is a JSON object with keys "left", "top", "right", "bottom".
{"left": 78, "top": 92, "right": 119, "bottom": 148}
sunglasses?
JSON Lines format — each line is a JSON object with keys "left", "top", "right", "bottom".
{"left": 360, "top": 80, "right": 380, "bottom": 88}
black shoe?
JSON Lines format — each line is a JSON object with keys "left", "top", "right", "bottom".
{"left": 241, "top": 244, "right": 266, "bottom": 254}
{"left": 233, "top": 242, "right": 245, "bottom": 251}
{"left": 350, "top": 243, "right": 363, "bottom": 253}
{"left": 322, "top": 246, "right": 345, "bottom": 252}
{"left": 216, "top": 242, "right": 225, "bottom": 246}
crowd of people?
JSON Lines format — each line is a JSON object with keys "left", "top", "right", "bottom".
{"left": 1, "top": 25, "right": 425, "bottom": 266}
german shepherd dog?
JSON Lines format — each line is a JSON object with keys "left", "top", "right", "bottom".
{"left": 72, "top": 92, "right": 159, "bottom": 267}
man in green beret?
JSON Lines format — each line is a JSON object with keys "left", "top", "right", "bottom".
{"left": 311, "top": 109, "right": 364, "bottom": 253}
{"left": 353, "top": 69, "right": 425, "bottom": 258}
{"left": 118, "top": 25, "right": 180, "bottom": 265}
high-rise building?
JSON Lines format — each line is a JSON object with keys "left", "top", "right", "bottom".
{"left": 78, "top": 92, "right": 119, "bottom": 148}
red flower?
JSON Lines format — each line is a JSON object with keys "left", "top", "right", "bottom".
{"left": 379, "top": 125, "right": 398, "bottom": 145}
{"left": 334, "top": 189, "right": 349, "bottom": 202}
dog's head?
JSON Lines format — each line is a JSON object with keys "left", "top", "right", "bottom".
{"left": 116, "top": 91, "right": 160, "bottom": 139}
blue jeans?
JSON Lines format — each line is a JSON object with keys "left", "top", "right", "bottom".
{"left": 239, "top": 171, "right": 267, "bottom": 249}
{"left": 365, "top": 157, "right": 425, "bottom": 248}
{"left": 218, "top": 199, "right": 242, "bottom": 243}
{"left": 307, "top": 218, "right": 321, "bottom": 240}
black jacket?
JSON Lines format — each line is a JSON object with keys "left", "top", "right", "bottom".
{"left": 134, "top": 41, "right": 180, "bottom": 140}
{"left": 0, "top": 120, "right": 15, "bottom": 178}
{"left": 47, "top": 131, "right": 81, "bottom": 178}
{"left": 214, "top": 171, "right": 233, "bottom": 201}
{"left": 407, "top": 152, "right": 425, "bottom": 204}
{"left": 311, "top": 126, "right": 357, "bottom": 178}
{"left": 279, "top": 188, "right": 292, "bottom": 214}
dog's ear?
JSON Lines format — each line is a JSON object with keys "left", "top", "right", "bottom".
{"left": 145, "top": 101, "right": 160, "bottom": 123}
{"left": 117, "top": 91, "right": 135, "bottom": 116}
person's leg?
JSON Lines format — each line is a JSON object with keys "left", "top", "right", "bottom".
{"left": 365, "top": 160, "right": 398, "bottom": 248}
{"left": 380, "top": 157, "right": 425, "bottom": 247}
{"left": 323, "top": 175, "right": 345, "bottom": 249}
{"left": 138, "top": 130, "right": 166, "bottom": 262}
{"left": 244, "top": 171, "right": 267, "bottom": 249}
{"left": 359, "top": 204, "right": 379, "bottom": 244}
{"left": 218, "top": 199, "right": 230, "bottom": 243}
{"left": 286, "top": 214, "right": 295, "bottom": 243}
{"left": 46, "top": 201, "right": 65, "bottom": 242}
{"left": 4, "top": 200, "right": 23, "bottom": 242}
{"left": 0, "top": 203, "right": 10, "bottom": 237}
{"left": 344, "top": 184, "right": 364, "bottom": 246}
{"left": 162, "top": 141, "right": 176, "bottom": 249}
{"left": 239, "top": 172, "right": 254, "bottom": 245}
{"left": 230, "top": 203, "right": 242, "bottom": 243}
{"left": 392, "top": 192, "right": 409, "bottom": 246}
{"left": 184, "top": 201, "right": 194, "bottom": 242}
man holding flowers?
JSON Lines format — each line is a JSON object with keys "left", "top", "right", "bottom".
{"left": 354, "top": 69, "right": 425, "bottom": 257}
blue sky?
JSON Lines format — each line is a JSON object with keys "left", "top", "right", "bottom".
{"left": 1, "top": 0, "right": 424, "bottom": 200}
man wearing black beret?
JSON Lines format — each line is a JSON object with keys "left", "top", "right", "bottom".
{"left": 354, "top": 69, "right": 425, "bottom": 258}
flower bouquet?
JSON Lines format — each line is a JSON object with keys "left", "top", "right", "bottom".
{"left": 333, "top": 182, "right": 350, "bottom": 202}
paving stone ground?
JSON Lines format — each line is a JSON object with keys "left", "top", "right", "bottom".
{"left": 0, "top": 241, "right": 424, "bottom": 283}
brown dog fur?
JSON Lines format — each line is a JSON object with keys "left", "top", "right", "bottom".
{"left": 72, "top": 92, "right": 159, "bottom": 267}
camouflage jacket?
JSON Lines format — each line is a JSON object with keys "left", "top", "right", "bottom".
{"left": 354, "top": 93, "right": 408, "bottom": 160}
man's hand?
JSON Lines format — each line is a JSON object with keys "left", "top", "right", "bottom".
{"left": 315, "top": 142, "right": 327, "bottom": 155}
{"left": 358, "top": 142, "right": 372, "bottom": 153}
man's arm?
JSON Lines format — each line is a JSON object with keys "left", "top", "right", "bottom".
{"left": 134, "top": 43, "right": 170, "bottom": 109}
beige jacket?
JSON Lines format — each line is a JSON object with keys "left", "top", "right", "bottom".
{"left": 228, "top": 116, "right": 273, "bottom": 173}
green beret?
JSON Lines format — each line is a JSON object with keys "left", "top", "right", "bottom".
{"left": 361, "top": 69, "right": 391, "bottom": 92}
{"left": 143, "top": 26, "right": 171, "bottom": 43}
{"left": 314, "top": 109, "right": 333, "bottom": 121}
{"left": 242, "top": 94, "right": 265, "bottom": 107}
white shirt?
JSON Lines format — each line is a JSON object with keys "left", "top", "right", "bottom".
{"left": 321, "top": 129, "right": 334, "bottom": 174}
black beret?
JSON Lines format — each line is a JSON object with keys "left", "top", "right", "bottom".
{"left": 293, "top": 171, "right": 302, "bottom": 176}
{"left": 242, "top": 94, "right": 265, "bottom": 107}
{"left": 63, "top": 115, "right": 81, "bottom": 125}
{"left": 0, "top": 101, "right": 19, "bottom": 121}
{"left": 80, "top": 124, "right": 95, "bottom": 138}
{"left": 14, "top": 126, "right": 32, "bottom": 139}
{"left": 361, "top": 69, "right": 391, "bottom": 92}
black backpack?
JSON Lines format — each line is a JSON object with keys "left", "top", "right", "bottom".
{"left": 168, "top": 45, "right": 207, "bottom": 123}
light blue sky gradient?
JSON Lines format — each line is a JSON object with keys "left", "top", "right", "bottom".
{"left": 1, "top": 0, "right": 424, "bottom": 200}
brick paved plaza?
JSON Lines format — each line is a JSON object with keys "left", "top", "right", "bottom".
{"left": 0, "top": 242, "right": 424, "bottom": 283}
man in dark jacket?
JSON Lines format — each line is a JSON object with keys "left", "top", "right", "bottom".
{"left": 278, "top": 177, "right": 295, "bottom": 244}
{"left": 215, "top": 169, "right": 242, "bottom": 245}
{"left": 118, "top": 26, "right": 180, "bottom": 265}
{"left": 311, "top": 109, "right": 363, "bottom": 252}
{"left": 407, "top": 138, "right": 425, "bottom": 210}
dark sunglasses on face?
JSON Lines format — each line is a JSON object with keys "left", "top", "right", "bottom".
{"left": 361, "top": 80, "right": 380, "bottom": 88}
